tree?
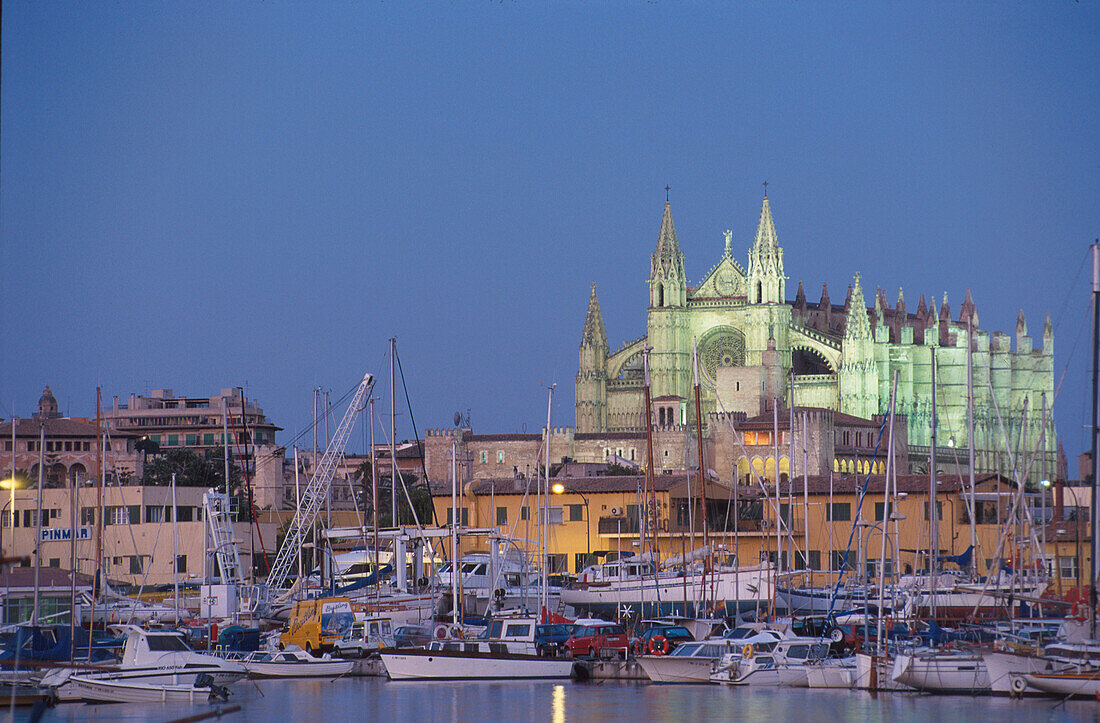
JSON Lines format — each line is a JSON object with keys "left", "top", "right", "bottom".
{"left": 141, "top": 447, "right": 241, "bottom": 492}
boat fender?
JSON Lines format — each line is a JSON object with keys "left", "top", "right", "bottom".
{"left": 494, "top": 588, "right": 506, "bottom": 601}
{"left": 434, "top": 624, "right": 450, "bottom": 639}
{"left": 634, "top": 639, "right": 647, "bottom": 657}
{"left": 1010, "top": 676, "right": 1028, "bottom": 695}
{"left": 1071, "top": 603, "right": 1089, "bottom": 622}
{"left": 450, "top": 625, "right": 464, "bottom": 639}
{"left": 648, "top": 635, "right": 669, "bottom": 656}
{"left": 742, "top": 643, "right": 754, "bottom": 660}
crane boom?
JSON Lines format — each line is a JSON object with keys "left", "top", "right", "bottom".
{"left": 266, "top": 372, "right": 374, "bottom": 592}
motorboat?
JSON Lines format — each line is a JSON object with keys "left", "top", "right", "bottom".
{"left": 60, "top": 674, "right": 232, "bottom": 704}
{"left": 710, "top": 638, "right": 831, "bottom": 687}
{"left": 242, "top": 648, "right": 355, "bottom": 678}
{"left": 805, "top": 657, "right": 857, "bottom": 688}
{"left": 40, "top": 625, "right": 246, "bottom": 701}
{"left": 379, "top": 614, "right": 573, "bottom": 679}
{"left": 1019, "top": 669, "right": 1100, "bottom": 698}
{"left": 636, "top": 638, "right": 740, "bottom": 683}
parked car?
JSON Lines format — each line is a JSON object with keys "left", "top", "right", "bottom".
{"left": 334, "top": 616, "right": 396, "bottom": 658}
{"left": 534, "top": 623, "right": 572, "bottom": 657}
{"left": 630, "top": 625, "right": 694, "bottom": 656}
{"left": 393, "top": 624, "right": 433, "bottom": 649}
{"left": 566, "top": 622, "right": 629, "bottom": 659}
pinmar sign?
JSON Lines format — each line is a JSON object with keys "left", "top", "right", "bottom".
{"left": 40, "top": 527, "right": 92, "bottom": 542}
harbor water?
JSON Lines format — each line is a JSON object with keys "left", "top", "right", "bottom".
{"left": 27, "top": 677, "right": 1100, "bottom": 722}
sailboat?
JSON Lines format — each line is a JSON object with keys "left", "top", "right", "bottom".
{"left": 562, "top": 344, "right": 774, "bottom": 621}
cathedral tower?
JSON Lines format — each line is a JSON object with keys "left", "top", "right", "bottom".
{"left": 575, "top": 283, "right": 609, "bottom": 433}
{"left": 647, "top": 201, "right": 690, "bottom": 402}
{"left": 746, "top": 196, "right": 786, "bottom": 304}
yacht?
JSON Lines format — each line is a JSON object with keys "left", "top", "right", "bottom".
{"left": 40, "top": 625, "right": 246, "bottom": 701}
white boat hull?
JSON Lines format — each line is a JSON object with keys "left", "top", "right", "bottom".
{"left": 806, "top": 662, "right": 855, "bottom": 689}
{"left": 891, "top": 652, "right": 990, "bottom": 693}
{"left": 380, "top": 649, "right": 574, "bottom": 680}
{"left": 244, "top": 659, "right": 355, "bottom": 678}
{"left": 563, "top": 565, "right": 773, "bottom": 620}
{"left": 982, "top": 650, "right": 1052, "bottom": 696}
{"left": 1023, "top": 672, "right": 1100, "bottom": 697}
{"left": 636, "top": 656, "right": 717, "bottom": 683}
{"left": 64, "top": 676, "right": 230, "bottom": 704}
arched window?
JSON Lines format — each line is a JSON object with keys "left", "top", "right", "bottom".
{"left": 658, "top": 283, "right": 665, "bottom": 307}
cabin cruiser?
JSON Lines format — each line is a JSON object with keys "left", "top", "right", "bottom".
{"left": 379, "top": 615, "right": 573, "bottom": 680}
{"left": 636, "top": 638, "right": 740, "bottom": 683}
{"left": 564, "top": 551, "right": 773, "bottom": 620}
{"left": 710, "top": 638, "right": 833, "bottom": 687}
{"left": 891, "top": 649, "right": 990, "bottom": 693}
{"left": 242, "top": 648, "right": 355, "bottom": 678}
{"left": 40, "top": 625, "right": 246, "bottom": 701}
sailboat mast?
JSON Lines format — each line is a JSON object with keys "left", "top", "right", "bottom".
{"left": 1089, "top": 241, "right": 1099, "bottom": 639}
{"left": 929, "top": 348, "right": 938, "bottom": 621}
{"left": 967, "top": 316, "right": 978, "bottom": 572}
{"left": 390, "top": 339, "right": 399, "bottom": 527}
{"left": 692, "top": 342, "right": 709, "bottom": 554}
{"left": 543, "top": 383, "right": 555, "bottom": 618}
{"left": 642, "top": 346, "right": 656, "bottom": 557}
{"left": 370, "top": 398, "right": 379, "bottom": 604}
{"left": 90, "top": 387, "right": 103, "bottom": 660}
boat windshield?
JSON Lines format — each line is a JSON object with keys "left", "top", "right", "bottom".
{"left": 146, "top": 635, "right": 191, "bottom": 652}
{"left": 724, "top": 627, "right": 757, "bottom": 640}
{"left": 670, "top": 642, "right": 702, "bottom": 657}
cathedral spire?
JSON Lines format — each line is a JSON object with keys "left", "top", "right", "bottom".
{"left": 581, "top": 282, "right": 608, "bottom": 349}
{"left": 1016, "top": 309, "right": 1027, "bottom": 337}
{"left": 754, "top": 197, "right": 779, "bottom": 250}
{"left": 843, "top": 273, "right": 871, "bottom": 340}
{"left": 649, "top": 200, "right": 687, "bottom": 307}
{"left": 746, "top": 195, "right": 785, "bottom": 304}
{"left": 795, "top": 280, "right": 806, "bottom": 309}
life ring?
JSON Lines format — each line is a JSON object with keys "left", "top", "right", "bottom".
{"left": 434, "top": 624, "right": 450, "bottom": 639}
{"left": 742, "top": 643, "right": 754, "bottom": 659}
{"left": 1010, "top": 675, "right": 1028, "bottom": 695}
{"left": 648, "top": 635, "right": 669, "bottom": 656}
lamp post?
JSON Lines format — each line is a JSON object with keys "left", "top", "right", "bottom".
{"left": 552, "top": 483, "right": 591, "bottom": 569}
{"left": 0, "top": 477, "right": 26, "bottom": 560}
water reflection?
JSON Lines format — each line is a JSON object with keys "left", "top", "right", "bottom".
{"left": 552, "top": 684, "right": 565, "bottom": 723}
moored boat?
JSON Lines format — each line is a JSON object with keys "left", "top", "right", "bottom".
{"left": 243, "top": 648, "right": 355, "bottom": 678}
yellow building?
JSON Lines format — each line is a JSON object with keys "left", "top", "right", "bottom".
{"left": 431, "top": 470, "right": 1080, "bottom": 589}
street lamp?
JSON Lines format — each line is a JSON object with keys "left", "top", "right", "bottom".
{"left": 0, "top": 476, "right": 27, "bottom": 560}
{"left": 552, "top": 483, "right": 591, "bottom": 569}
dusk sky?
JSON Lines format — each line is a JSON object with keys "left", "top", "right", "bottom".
{"left": 2, "top": 3, "right": 1097, "bottom": 462}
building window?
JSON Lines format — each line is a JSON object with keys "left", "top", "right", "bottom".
{"left": 1060, "top": 556, "right": 1078, "bottom": 579}
{"left": 80, "top": 508, "right": 95, "bottom": 526}
{"left": 924, "top": 501, "right": 943, "bottom": 521}
{"left": 203, "top": 433, "right": 215, "bottom": 445}
{"left": 831, "top": 550, "right": 856, "bottom": 572}
{"left": 568, "top": 504, "right": 584, "bottom": 522}
{"left": 175, "top": 555, "right": 187, "bottom": 573}
{"left": 145, "top": 506, "right": 164, "bottom": 524}
{"left": 129, "top": 556, "right": 144, "bottom": 574}
{"left": 445, "top": 508, "right": 469, "bottom": 526}
{"left": 874, "top": 502, "right": 892, "bottom": 521}
{"left": 185, "top": 434, "right": 198, "bottom": 446}
{"left": 167, "top": 435, "right": 178, "bottom": 447}
{"left": 480, "top": 451, "right": 488, "bottom": 464}
{"left": 520, "top": 506, "right": 529, "bottom": 521}
{"left": 176, "top": 507, "right": 194, "bottom": 522}
{"left": 49, "top": 558, "right": 60, "bottom": 568}
{"left": 808, "top": 550, "right": 821, "bottom": 570}
{"left": 496, "top": 507, "right": 507, "bottom": 526}
{"left": 546, "top": 554, "right": 567, "bottom": 574}
{"left": 497, "top": 451, "right": 505, "bottom": 464}
{"left": 539, "top": 506, "right": 564, "bottom": 525}
{"left": 826, "top": 503, "right": 850, "bottom": 521}
{"left": 575, "top": 553, "right": 593, "bottom": 573}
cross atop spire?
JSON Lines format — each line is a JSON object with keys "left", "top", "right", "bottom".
{"left": 763, "top": 180, "right": 768, "bottom": 198}
{"left": 665, "top": 185, "right": 671, "bottom": 203}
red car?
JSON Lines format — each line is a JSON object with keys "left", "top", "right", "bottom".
{"left": 566, "top": 622, "right": 629, "bottom": 659}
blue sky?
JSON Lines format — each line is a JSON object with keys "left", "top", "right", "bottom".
{"left": 2, "top": 3, "right": 1097, "bottom": 462}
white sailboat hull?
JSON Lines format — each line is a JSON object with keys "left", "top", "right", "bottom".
{"left": 891, "top": 652, "right": 990, "bottom": 693}
{"left": 380, "top": 649, "right": 574, "bottom": 680}
{"left": 64, "top": 676, "right": 231, "bottom": 704}
{"left": 563, "top": 565, "right": 773, "bottom": 619}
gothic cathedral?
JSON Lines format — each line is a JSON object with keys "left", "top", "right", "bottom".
{"left": 575, "top": 196, "right": 1056, "bottom": 477}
